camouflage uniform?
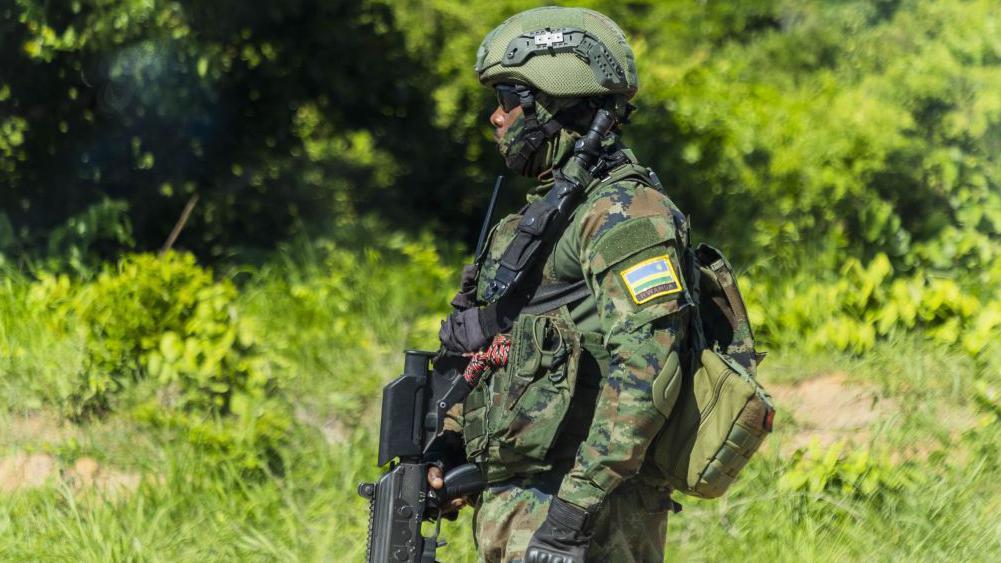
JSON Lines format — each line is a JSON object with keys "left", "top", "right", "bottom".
{"left": 458, "top": 151, "right": 690, "bottom": 562}
{"left": 451, "top": 7, "right": 690, "bottom": 561}
{"left": 474, "top": 469, "right": 674, "bottom": 563}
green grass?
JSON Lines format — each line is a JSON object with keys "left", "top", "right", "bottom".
{"left": 0, "top": 341, "right": 996, "bottom": 561}
{"left": 0, "top": 272, "right": 86, "bottom": 411}
{"left": 668, "top": 338, "right": 1001, "bottom": 562}
{"left": 1, "top": 254, "right": 999, "bottom": 561}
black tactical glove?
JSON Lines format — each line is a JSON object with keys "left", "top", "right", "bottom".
{"left": 450, "top": 264, "right": 479, "bottom": 311}
{"left": 525, "top": 497, "right": 594, "bottom": 563}
{"left": 439, "top": 307, "right": 490, "bottom": 353}
{"left": 423, "top": 430, "right": 468, "bottom": 474}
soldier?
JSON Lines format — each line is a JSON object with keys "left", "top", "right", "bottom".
{"left": 434, "top": 7, "right": 690, "bottom": 562}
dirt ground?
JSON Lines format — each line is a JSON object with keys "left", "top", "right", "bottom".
{"left": 768, "top": 371, "right": 977, "bottom": 457}
{"left": 768, "top": 372, "right": 895, "bottom": 452}
{"left": 0, "top": 372, "right": 979, "bottom": 493}
{"left": 0, "top": 413, "right": 140, "bottom": 495}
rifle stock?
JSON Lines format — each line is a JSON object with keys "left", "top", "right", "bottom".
{"left": 358, "top": 351, "right": 485, "bottom": 562}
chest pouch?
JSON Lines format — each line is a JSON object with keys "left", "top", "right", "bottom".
{"left": 464, "top": 309, "right": 582, "bottom": 479}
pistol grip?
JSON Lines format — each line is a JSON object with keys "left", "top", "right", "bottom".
{"left": 441, "top": 463, "right": 486, "bottom": 502}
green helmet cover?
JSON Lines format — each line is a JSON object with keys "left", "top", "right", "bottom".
{"left": 475, "top": 7, "right": 638, "bottom": 99}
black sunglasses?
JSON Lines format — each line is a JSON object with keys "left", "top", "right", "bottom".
{"left": 494, "top": 84, "right": 525, "bottom": 112}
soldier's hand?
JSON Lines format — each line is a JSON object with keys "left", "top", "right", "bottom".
{"left": 427, "top": 465, "right": 469, "bottom": 515}
{"left": 525, "top": 497, "right": 593, "bottom": 563}
{"left": 439, "top": 307, "right": 490, "bottom": 353}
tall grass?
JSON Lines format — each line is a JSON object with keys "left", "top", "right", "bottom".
{"left": 1, "top": 342, "right": 995, "bottom": 561}
{"left": 0, "top": 268, "right": 86, "bottom": 409}
{"left": 0, "top": 245, "right": 998, "bottom": 561}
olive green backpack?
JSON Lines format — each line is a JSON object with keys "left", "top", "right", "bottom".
{"left": 648, "top": 243, "right": 775, "bottom": 499}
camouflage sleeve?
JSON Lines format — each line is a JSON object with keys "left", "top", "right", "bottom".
{"left": 557, "top": 183, "right": 690, "bottom": 510}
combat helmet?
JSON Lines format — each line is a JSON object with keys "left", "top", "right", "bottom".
{"left": 476, "top": 7, "right": 637, "bottom": 177}
{"left": 475, "top": 6, "right": 638, "bottom": 99}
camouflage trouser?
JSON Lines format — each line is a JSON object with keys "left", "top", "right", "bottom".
{"left": 472, "top": 471, "right": 673, "bottom": 563}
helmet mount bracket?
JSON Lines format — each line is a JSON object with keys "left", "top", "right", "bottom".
{"left": 501, "top": 28, "right": 627, "bottom": 90}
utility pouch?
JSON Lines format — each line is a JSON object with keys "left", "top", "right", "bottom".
{"left": 648, "top": 237, "right": 774, "bottom": 498}
{"left": 651, "top": 348, "right": 773, "bottom": 498}
{"left": 480, "top": 309, "right": 581, "bottom": 473}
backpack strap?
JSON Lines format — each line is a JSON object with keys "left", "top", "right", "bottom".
{"left": 702, "top": 251, "right": 753, "bottom": 341}
{"left": 693, "top": 243, "right": 762, "bottom": 374}
{"left": 596, "top": 161, "right": 660, "bottom": 192}
{"left": 676, "top": 227, "right": 707, "bottom": 357}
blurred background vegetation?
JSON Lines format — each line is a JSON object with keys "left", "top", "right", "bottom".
{"left": 0, "top": 0, "right": 998, "bottom": 560}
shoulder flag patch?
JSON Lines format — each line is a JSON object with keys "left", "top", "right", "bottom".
{"left": 620, "top": 255, "right": 683, "bottom": 304}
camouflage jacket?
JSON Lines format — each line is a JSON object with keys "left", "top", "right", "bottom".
{"left": 460, "top": 150, "right": 691, "bottom": 511}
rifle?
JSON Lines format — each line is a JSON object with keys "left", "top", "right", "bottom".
{"left": 357, "top": 351, "right": 485, "bottom": 563}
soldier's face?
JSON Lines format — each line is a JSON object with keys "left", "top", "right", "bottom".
{"left": 490, "top": 104, "right": 523, "bottom": 145}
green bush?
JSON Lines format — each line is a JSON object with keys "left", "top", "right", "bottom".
{"left": 778, "top": 439, "right": 917, "bottom": 501}
{"left": 28, "top": 251, "right": 287, "bottom": 469}
{"left": 242, "top": 230, "right": 456, "bottom": 428}
{"left": 744, "top": 253, "right": 1001, "bottom": 358}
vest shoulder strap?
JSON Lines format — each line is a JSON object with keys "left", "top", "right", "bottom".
{"left": 520, "top": 280, "right": 591, "bottom": 316}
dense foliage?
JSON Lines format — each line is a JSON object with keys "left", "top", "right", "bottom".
{"left": 0, "top": 0, "right": 485, "bottom": 260}
{"left": 3, "top": 0, "right": 998, "bottom": 357}
{"left": 0, "top": 1, "right": 999, "bottom": 560}
{"left": 2, "top": 1, "right": 997, "bottom": 269}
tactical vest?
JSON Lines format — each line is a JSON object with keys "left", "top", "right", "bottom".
{"left": 462, "top": 162, "right": 655, "bottom": 482}
{"left": 462, "top": 161, "right": 775, "bottom": 497}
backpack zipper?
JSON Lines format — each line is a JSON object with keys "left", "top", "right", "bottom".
{"left": 696, "top": 367, "right": 735, "bottom": 433}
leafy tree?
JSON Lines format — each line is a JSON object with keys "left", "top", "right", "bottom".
{"left": 0, "top": 0, "right": 997, "bottom": 278}
{"left": 0, "top": 0, "right": 494, "bottom": 262}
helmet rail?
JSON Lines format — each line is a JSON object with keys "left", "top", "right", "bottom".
{"left": 499, "top": 28, "right": 628, "bottom": 91}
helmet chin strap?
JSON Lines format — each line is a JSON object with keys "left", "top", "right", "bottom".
{"left": 482, "top": 106, "right": 621, "bottom": 304}
{"left": 517, "top": 87, "right": 539, "bottom": 129}
{"left": 503, "top": 86, "right": 572, "bottom": 176}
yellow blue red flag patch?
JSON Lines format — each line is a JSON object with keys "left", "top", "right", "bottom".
{"left": 620, "top": 255, "right": 683, "bottom": 304}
